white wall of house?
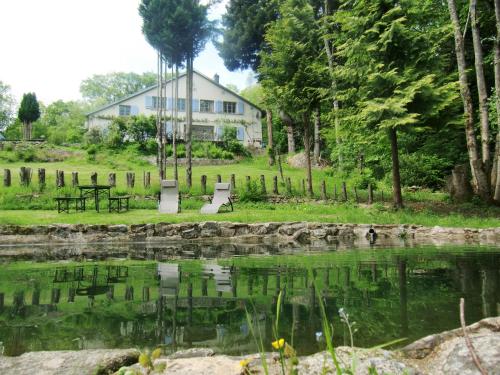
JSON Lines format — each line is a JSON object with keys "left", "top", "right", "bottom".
{"left": 86, "top": 72, "right": 263, "bottom": 147}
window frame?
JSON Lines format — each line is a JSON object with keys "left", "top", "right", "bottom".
{"left": 200, "top": 99, "right": 214, "bottom": 113}
{"left": 223, "top": 101, "right": 237, "bottom": 114}
{"left": 119, "top": 105, "right": 131, "bottom": 116}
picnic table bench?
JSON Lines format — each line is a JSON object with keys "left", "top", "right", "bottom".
{"left": 55, "top": 197, "right": 86, "bottom": 213}
{"left": 108, "top": 196, "right": 131, "bottom": 213}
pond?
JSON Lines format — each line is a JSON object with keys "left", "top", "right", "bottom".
{"left": 0, "top": 242, "right": 498, "bottom": 357}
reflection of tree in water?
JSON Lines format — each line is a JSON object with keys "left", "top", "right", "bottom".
{"left": 0, "top": 248, "right": 498, "bottom": 356}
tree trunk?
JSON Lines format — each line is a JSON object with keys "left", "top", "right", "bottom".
{"left": 266, "top": 109, "right": 275, "bottom": 166}
{"left": 303, "top": 113, "right": 314, "bottom": 197}
{"left": 470, "top": 0, "right": 491, "bottom": 174}
{"left": 389, "top": 128, "right": 403, "bottom": 209}
{"left": 156, "top": 52, "right": 164, "bottom": 181}
{"left": 280, "top": 111, "right": 295, "bottom": 154}
{"left": 174, "top": 64, "right": 179, "bottom": 181}
{"left": 322, "top": 1, "right": 342, "bottom": 172}
{"left": 186, "top": 55, "right": 193, "bottom": 188}
{"left": 314, "top": 107, "right": 321, "bottom": 165}
{"left": 448, "top": 0, "right": 491, "bottom": 201}
{"left": 493, "top": 0, "right": 500, "bottom": 202}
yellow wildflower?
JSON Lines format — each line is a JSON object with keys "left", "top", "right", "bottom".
{"left": 240, "top": 358, "right": 251, "bottom": 368}
{"left": 272, "top": 338, "right": 285, "bottom": 350}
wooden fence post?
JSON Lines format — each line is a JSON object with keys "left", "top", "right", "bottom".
{"left": 38, "top": 168, "right": 45, "bottom": 188}
{"left": 125, "top": 286, "right": 134, "bottom": 301}
{"left": 273, "top": 176, "right": 279, "bottom": 195}
{"left": 72, "top": 172, "right": 79, "bottom": 187}
{"left": 143, "top": 171, "right": 151, "bottom": 188}
{"left": 20, "top": 167, "right": 32, "bottom": 186}
{"left": 68, "top": 288, "right": 76, "bottom": 303}
{"left": 334, "top": 185, "right": 338, "bottom": 201}
{"left": 301, "top": 179, "right": 306, "bottom": 195}
{"left": 108, "top": 173, "right": 116, "bottom": 187}
{"left": 217, "top": 174, "right": 222, "bottom": 183}
{"left": 231, "top": 174, "right": 236, "bottom": 189}
{"left": 56, "top": 170, "right": 65, "bottom": 188}
{"left": 321, "top": 180, "right": 327, "bottom": 200}
{"left": 381, "top": 190, "right": 385, "bottom": 202}
{"left": 106, "top": 285, "right": 114, "bottom": 300}
{"left": 142, "top": 286, "right": 150, "bottom": 302}
{"left": 0, "top": 292, "right": 4, "bottom": 311}
{"left": 91, "top": 172, "right": 98, "bottom": 185}
{"left": 342, "top": 182, "right": 348, "bottom": 201}
{"left": 32, "top": 289, "right": 40, "bottom": 306}
{"left": 354, "top": 187, "right": 359, "bottom": 203}
{"left": 260, "top": 175, "right": 266, "bottom": 194}
{"left": 3, "top": 169, "right": 11, "bottom": 187}
{"left": 286, "top": 177, "right": 292, "bottom": 194}
{"left": 126, "top": 172, "right": 135, "bottom": 188}
{"left": 246, "top": 176, "right": 251, "bottom": 189}
{"left": 51, "top": 288, "right": 61, "bottom": 304}
{"left": 368, "top": 183, "right": 373, "bottom": 204}
{"left": 201, "top": 175, "right": 207, "bottom": 195}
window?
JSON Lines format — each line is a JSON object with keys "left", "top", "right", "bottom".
{"left": 200, "top": 100, "right": 214, "bottom": 113}
{"left": 177, "top": 98, "right": 186, "bottom": 112}
{"left": 119, "top": 105, "right": 131, "bottom": 116}
{"left": 223, "top": 101, "right": 236, "bottom": 114}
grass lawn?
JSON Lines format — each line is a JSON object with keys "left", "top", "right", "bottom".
{"left": 1, "top": 202, "right": 499, "bottom": 228}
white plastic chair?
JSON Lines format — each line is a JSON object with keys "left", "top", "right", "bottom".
{"left": 159, "top": 180, "right": 180, "bottom": 214}
{"left": 200, "top": 182, "right": 233, "bottom": 214}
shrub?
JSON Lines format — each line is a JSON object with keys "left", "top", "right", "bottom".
{"left": 14, "top": 146, "right": 36, "bottom": 162}
{"left": 86, "top": 144, "right": 98, "bottom": 162}
{"left": 399, "top": 153, "right": 451, "bottom": 189}
{"left": 85, "top": 127, "right": 103, "bottom": 146}
{"left": 239, "top": 180, "right": 267, "bottom": 202}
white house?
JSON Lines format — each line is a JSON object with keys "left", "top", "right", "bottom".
{"left": 86, "top": 71, "right": 263, "bottom": 147}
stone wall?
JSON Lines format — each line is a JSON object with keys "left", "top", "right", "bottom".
{"left": 0, "top": 222, "right": 499, "bottom": 247}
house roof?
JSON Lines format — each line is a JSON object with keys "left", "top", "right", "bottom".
{"left": 86, "top": 70, "right": 263, "bottom": 117}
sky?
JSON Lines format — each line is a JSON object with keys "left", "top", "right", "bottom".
{"left": 0, "top": 0, "right": 255, "bottom": 105}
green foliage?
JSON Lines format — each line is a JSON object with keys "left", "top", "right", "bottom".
{"left": 0, "top": 81, "right": 15, "bottom": 132}
{"left": 85, "top": 127, "right": 104, "bottom": 146}
{"left": 139, "top": 0, "right": 213, "bottom": 66}
{"left": 80, "top": 72, "right": 157, "bottom": 107}
{"left": 218, "top": 0, "right": 279, "bottom": 71}
{"left": 38, "top": 100, "right": 86, "bottom": 145}
{"left": 239, "top": 180, "right": 267, "bottom": 202}
{"left": 222, "top": 126, "right": 250, "bottom": 157}
{"left": 18, "top": 93, "right": 40, "bottom": 124}
{"left": 399, "top": 154, "right": 451, "bottom": 189}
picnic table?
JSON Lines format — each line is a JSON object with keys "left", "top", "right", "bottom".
{"left": 55, "top": 196, "right": 86, "bottom": 213}
{"left": 78, "top": 185, "right": 111, "bottom": 212}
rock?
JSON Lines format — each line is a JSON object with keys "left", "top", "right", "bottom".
{"left": 402, "top": 316, "right": 500, "bottom": 375}
{"left": 168, "top": 348, "right": 215, "bottom": 359}
{"left": 0, "top": 349, "right": 139, "bottom": 375}
{"left": 296, "top": 348, "right": 417, "bottom": 375}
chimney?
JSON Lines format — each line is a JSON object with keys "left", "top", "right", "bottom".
{"left": 213, "top": 73, "right": 220, "bottom": 84}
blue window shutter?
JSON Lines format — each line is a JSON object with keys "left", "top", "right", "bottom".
{"left": 192, "top": 99, "right": 200, "bottom": 112}
{"left": 167, "top": 97, "right": 173, "bottom": 111}
{"left": 237, "top": 127, "right": 244, "bottom": 141}
{"left": 215, "top": 100, "right": 223, "bottom": 113}
{"left": 216, "top": 126, "right": 223, "bottom": 140}
{"left": 145, "top": 96, "right": 153, "bottom": 109}
{"left": 237, "top": 101, "right": 244, "bottom": 115}
{"left": 166, "top": 121, "right": 173, "bottom": 135}
{"left": 130, "top": 106, "right": 139, "bottom": 116}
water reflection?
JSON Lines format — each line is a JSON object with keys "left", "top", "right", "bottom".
{"left": 0, "top": 245, "right": 498, "bottom": 357}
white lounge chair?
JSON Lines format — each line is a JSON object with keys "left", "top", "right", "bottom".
{"left": 200, "top": 182, "right": 233, "bottom": 214}
{"left": 159, "top": 180, "right": 180, "bottom": 214}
